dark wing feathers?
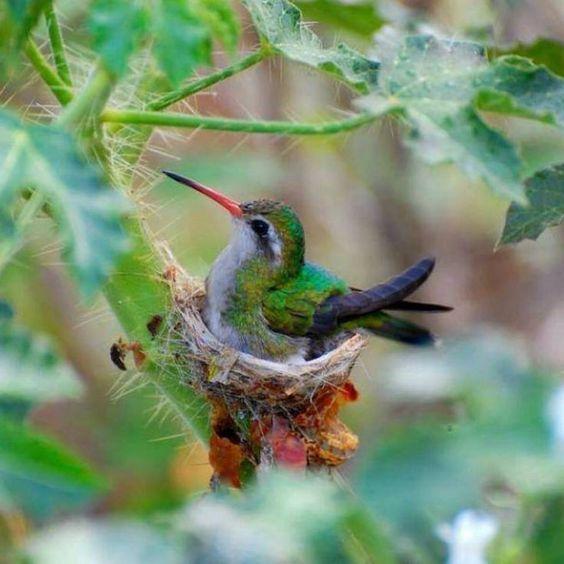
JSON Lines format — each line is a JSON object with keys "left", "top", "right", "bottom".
{"left": 383, "top": 300, "right": 452, "bottom": 313}
{"left": 311, "top": 257, "right": 441, "bottom": 334}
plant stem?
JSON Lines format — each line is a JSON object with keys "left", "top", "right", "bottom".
{"left": 102, "top": 109, "right": 376, "bottom": 135}
{"left": 0, "top": 191, "right": 46, "bottom": 275}
{"left": 44, "top": 1, "right": 73, "bottom": 87}
{"left": 148, "top": 50, "right": 268, "bottom": 111}
{"left": 24, "top": 40, "right": 73, "bottom": 106}
{"left": 106, "top": 49, "right": 268, "bottom": 137}
{"left": 58, "top": 65, "right": 113, "bottom": 129}
{"left": 103, "top": 217, "right": 211, "bottom": 442}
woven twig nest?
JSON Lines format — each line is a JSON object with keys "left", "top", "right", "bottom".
{"left": 160, "top": 246, "right": 367, "bottom": 476}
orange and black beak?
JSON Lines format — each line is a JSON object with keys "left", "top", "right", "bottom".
{"left": 162, "top": 170, "right": 242, "bottom": 217}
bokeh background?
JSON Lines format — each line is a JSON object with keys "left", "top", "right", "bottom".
{"left": 1, "top": 0, "right": 563, "bottom": 561}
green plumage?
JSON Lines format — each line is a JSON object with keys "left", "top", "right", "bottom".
{"left": 162, "top": 171, "right": 448, "bottom": 361}
{"left": 263, "top": 263, "right": 348, "bottom": 336}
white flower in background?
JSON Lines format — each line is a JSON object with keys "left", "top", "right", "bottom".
{"left": 546, "top": 384, "right": 564, "bottom": 459}
{"left": 437, "top": 510, "right": 499, "bottom": 564}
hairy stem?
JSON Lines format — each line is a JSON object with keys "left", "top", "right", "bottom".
{"left": 148, "top": 49, "right": 268, "bottom": 111}
{"left": 106, "top": 49, "right": 267, "bottom": 142}
{"left": 24, "top": 40, "right": 73, "bottom": 105}
{"left": 103, "top": 217, "right": 211, "bottom": 442}
{"left": 58, "top": 65, "right": 113, "bottom": 129}
{"left": 44, "top": 1, "right": 73, "bottom": 87}
{"left": 102, "top": 109, "right": 376, "bottom": 135}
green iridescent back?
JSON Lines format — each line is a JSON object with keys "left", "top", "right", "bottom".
{"left": 263, "top": 262, "right": 348, "bottom": 336}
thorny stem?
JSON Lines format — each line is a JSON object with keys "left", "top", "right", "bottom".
{"left": 102, "top": 109, "right": 377, "bottom": 135}
{"left": 148, "top": 49, "right": 268, "bottom": 111}
{"left": 0, "top": 191, "right": 46, "bottom": 275}
{"left": 24, "top": 40, "right": 73, "bottom": 105}
{"left": 58, "top": 65, "right": 113, "bottom": 129}
{"left": 44, "top": 1, "right": 73, "bottom": 87}
{"left": 105, "top": 49, "right": 269, "bottom": 137}
{"left": 102, "top": 218, "right": 212, "bottom": 442}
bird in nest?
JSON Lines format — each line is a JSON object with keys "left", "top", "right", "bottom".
{"left": 163, "top": 171, "right": 452, "bottom": 363}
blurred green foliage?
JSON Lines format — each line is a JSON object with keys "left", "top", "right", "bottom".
{"left": 0, "top": 0, "right": 563, "bottom": 562}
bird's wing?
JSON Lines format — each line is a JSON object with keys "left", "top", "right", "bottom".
{"left": 311, "top": 257, "right": 439, "bottom": 334}
{"left": 383, "top": 300, "right": 452, "bottom": 313}
{"left": 263, "top": 263, "right": 348, "bottom": 336}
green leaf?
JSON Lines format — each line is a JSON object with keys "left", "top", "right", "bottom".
{"left": 357, "top": 32, "right": 528, "bottom": 202}
{"left": 152, "top": 0, "right": 212, "bottom": 86}
{"left": 89, "top": 0, "right": 149, "bottom": 77}
{"left": 0, "top": 299, "right": 14, "bottom": 321}
{"left": 491, "top": 38, "right": 564, "bottom": 77}
{"left": 0, "top": 317, "right": 83, "bottom": 413}
{"left": 499, "top": 163, "right": 564, "bottom": 244}
{"left": 0, "top": 109, "right": 130, "bottom": 298}
{"left": 407, "top": 105, "right": 524, "bottom": 202}
{"left": 0, "top": 417, "right": 105, "bottom": 519}
{"left": 528, "top": 496, "right": 564, "bottom": 564}
{"left": 3, "top": 0, "right": 50, "bottom": 48}
{"left": 475, "top": 56, "right": 564, "bottom": 127}
{"left": 192, "top": 0, "right": 240, "bottom": 55}
{"left": 243, "top": 0, "right": 379, "bottom": 93}
{"left": 295, "top": 0, "right": 384, "bottom": 38}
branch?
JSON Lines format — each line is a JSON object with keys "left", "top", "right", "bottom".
{"left": 45, "top": 0, "right": 73, "bottom": 87}
{"left": 148, "top": 49, "right": 268, "bottom": 111}
{"left": 102, "top": 109, "right": 376, "bottom": 135}
{"left": 24, "top": 40, "right": 73, "bottom": 105}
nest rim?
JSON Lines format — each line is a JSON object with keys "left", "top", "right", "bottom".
{"left": 160, "top": 246, "right": 367, "bottom": 410}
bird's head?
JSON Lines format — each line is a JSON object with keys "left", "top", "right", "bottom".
{"left": 163, "top": 171, "right": 305, "bottom": 279}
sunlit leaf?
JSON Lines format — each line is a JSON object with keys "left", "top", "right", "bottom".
{"left": 182, "top": 471, "right": 394, "bottom": 562}
{"left": 0, "top": 417, "right": 105, "bottom": 519}
{"left": 499, "top": 163, "right": 564, "bottom": 244}
{"left": 23, "top": 472, "right": 394, "bottom": 562}
{"left": 152, "top": 0, "right": 212, "bottom": 86}
{"left": 89, "top": 0, "right": 149, "bottom": 76}
{"left": 192, "top": 0, "right": 240, "bottom": 55}
{"left": 243, "top": 0, "right": 379, "bottom": 93}
{"left": 295, "top": 0, "right": 384, "bottom": 38}
{"left": 0, "top": 317, "right": 83, "bottom": 414}
{"left": 25, "top": 520, "right": 182, "bottom": 563}
{"left": 0, "top": 110, "right": 130, "bottom": 298}
{"left": 357, "top": 31, "right": 530, "bottom": 203}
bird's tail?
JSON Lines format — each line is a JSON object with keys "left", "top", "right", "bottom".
{"left": 341, "top": 311, "right": 435, "bottom": 346}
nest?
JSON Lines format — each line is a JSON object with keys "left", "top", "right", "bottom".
{"left": 159, "top": 246, "right": 367, "bottom": 478}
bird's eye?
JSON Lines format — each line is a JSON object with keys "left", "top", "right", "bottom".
{"left": 250, "top": 219, "right": 269, "bottom": 237}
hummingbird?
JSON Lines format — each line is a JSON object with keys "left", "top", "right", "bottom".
{"left": 163, "top": 171, "right": 452, "bottom": 363}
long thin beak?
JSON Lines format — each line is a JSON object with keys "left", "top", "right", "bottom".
{"left": 162, "top": 170, "right": 242, "bottom": 217}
